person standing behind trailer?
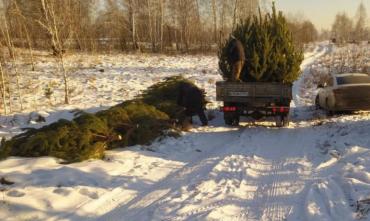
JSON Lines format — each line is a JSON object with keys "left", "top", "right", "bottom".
{"left": 227, "top": 36, "right": 245, "bottom": 82}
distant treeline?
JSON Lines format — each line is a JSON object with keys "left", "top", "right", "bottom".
{"left": 0, "top": 0, "right": 367, "bottom": 115}
{"left": 330, "top": 2, "right": 369, "bottom": 44}
{"left": 0, "top": 0, "right": 327, "bottom": 54}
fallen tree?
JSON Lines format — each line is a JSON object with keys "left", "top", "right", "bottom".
{"left": 0, "top": 114, "right": 110, "bottom": 162}
{"left": 139, "top": 76, "right": 196, "bottom": 119}
{"left": 0, "top": 76, "right": 203, "bottom": 163}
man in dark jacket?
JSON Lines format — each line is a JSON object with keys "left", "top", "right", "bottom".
{"left": 177, "top": 82, "right": 208, "bottom": 127}
{"left": 227, "top": 36, "right": 245, "bottom": 81}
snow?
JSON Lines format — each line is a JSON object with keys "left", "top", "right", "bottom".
{"left": 1, "top": 43, "right": 370, "bottom": 221}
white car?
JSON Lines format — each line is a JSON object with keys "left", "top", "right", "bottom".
{"left": 315, "top": 73, "right": 370, "bottom": 115}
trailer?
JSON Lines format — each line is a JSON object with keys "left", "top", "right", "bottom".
{"left": 216, "top": 81, "right": 292, "bottom": 127}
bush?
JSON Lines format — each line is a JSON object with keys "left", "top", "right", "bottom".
{"left": 218, "top": 3, "right": 303, "bottom": 83}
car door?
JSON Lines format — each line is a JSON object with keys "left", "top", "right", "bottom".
{"left": 318, "top": 75, "right": 335, "bottom": 110}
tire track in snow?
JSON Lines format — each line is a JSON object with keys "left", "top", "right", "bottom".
{"left": 92, "top": 128, "right": 250, "bottom": 221}
{"left": 144, "top": 45, "right": 329, "bottom": 221}
{"left": 293, "top": 43, "right": 331, "bottom": 108}
{"left": 260, "top": 161, "right": 296, "bottom": 220}
{"left": 241, "top": 124, "right": 318, "bottom": 221}
{"left": 102, "top": 125, "right": 318, "bottom": 221}
{"left": 161, "top": 154, "right": 260, "bottom": 221}
{"left": 248, "top": 156, "right": 312, "bottom": 221}
{"left": 67, "top": 44, "right": 328, "bottom": 221}
{"left": 49, "top": 129, "right": 245, "bottom": 221}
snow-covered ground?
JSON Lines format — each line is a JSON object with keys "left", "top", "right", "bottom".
{"left": 1, "top": 43, "right": 370, "bottom": 221}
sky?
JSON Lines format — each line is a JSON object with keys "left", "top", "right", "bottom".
{"left": 274, "top": 0, "right": 370, "bottom": 30}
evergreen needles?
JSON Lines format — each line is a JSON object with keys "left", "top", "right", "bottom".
{"left": 0, "top": 76, "right": 201, "bottom": 163}
{"left": 218, "top": 4, "right": 304, "bottom": 83}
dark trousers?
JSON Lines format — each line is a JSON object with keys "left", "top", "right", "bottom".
{"left": 185, "top": 109, "right": 208, "bottom": 126}
{"left": 197, "top": 110, "right": 208, "bottom": 126}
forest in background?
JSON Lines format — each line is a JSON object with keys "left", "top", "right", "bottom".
{"left": 0, "top": 0, "right": 368, "bottom": 114}
{"left": 0, "top": 0, "right": 368, "bottom": 54}
{"left": 0, "top": 0, "right": 321, "bottom": 53}
{"left": 0, "top": 0, "right": 368, "bottom": 53}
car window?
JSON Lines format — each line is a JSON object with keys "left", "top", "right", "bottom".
{"left": 336, "top": 76, "right": 370, "bottom": 85}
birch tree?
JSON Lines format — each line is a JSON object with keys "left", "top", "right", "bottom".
{"left": 1, "top": 0, "right": 23, "bottom": 110}
{"left": 0, "top": 60, "right": 8, "bottom": 115}
{"left": 38, "top": 0, "right": 70, "bottom": 104}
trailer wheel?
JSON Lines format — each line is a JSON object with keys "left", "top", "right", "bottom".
{"left": 232, "top": 117, "right": 240, "bottom": 126}
{"left": 224, "top": 114, "right": 239, "bottom": 126}
{"left": 275, "top": 116, "right": 282, "bottom": 127}
{"left": 276, "top": 115, "right": 289, "bottom": 127}
{"left": 282, "top": 115, "right": 290, "bottom": 127}
{"left": 224, "top": 117, "right": 233, "bottom": 126}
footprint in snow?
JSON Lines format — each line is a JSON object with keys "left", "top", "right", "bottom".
{"left": 79, "top": 188, "right": 99, "bottom": 199}
{"left": 151, "top": 162, "right": 160, "bottom": 167}
{"left": 53, "top": 188, "right": 71, "bottom": 196}
{"left": 7, "top": 190, "right": 25, "bottom": 197}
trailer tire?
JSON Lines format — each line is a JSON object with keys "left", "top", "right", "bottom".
{"left": 276, "top": 115, "right": 289, "bottom": 127}
{"left": 232, "top": 117, "right": 240, "bottom": 126}
{"left": 282, "top": 115, "right": 289, "bottom": 127}
{"left": 224, "top": 114, "right": 239, "bottom": 126}
{"left": 275, "top": 116, "right": 282, "bottom": 127}
{"left": 224, "top": 117, "right": 233, "bottom": 126}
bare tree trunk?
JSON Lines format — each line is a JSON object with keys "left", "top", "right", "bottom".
{"left": 51, "top": 3, "right": 69, "bottom": 104}
{"left": 220, "top": 0, "right": 226, "bottom": 41}
{"left": 1, "top": 14, "right": 24, "bottom": 110}
{"left": 177, "top": 30, "right": 181, "bottom": 51}
{"left": 211, "top": 0, "right": 218, "bottom": 43}
{"left": 147, "top": 0, "right": 155, "bottom": 52}
{"left": 59, "top": 54, "right": 69, "bottom": 104}
{"left": 0, "top": 62, "right": 8, "bottom": 115}
{"left": 12, "top": 0, "right": 36, "bottom": 71}
{"left": 233, "top": 0, "right": 239, "bottom": 30}
{"left": 39, "top": 0, "right": 70, "bottom": 104}
{"left": 184, "top": 21, "right": 189, "bottom": 52}
{"left": 23, "top": 24, "right": 36, "bottom": 71}
{"left": 128, "top": 0, "right": 139, "bottom": 51}
{"left": 4, "top": 68, "right": 12, "bottom": 113}
{"left": 194, "top": 0, "right": 203, "bottom": 50}
{"left": 153, "top": 4, "right": 157, "bottom": 51}
{"left": 160, "top": 0, "right": 164, "bottom": 51}
{"left": 132, "top": 13, "right": 137, "bottom": 50}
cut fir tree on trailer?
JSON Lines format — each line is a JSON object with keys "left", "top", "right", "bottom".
{"left": 216, "top": 3, "right": 303, "bottom": 127}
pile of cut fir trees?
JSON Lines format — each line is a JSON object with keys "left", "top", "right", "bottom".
{"left": 0, "top": 76, "right": 201, "bottom": 163}
{"left": 219, "top": 3, "right": 304, "bottom": 83}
